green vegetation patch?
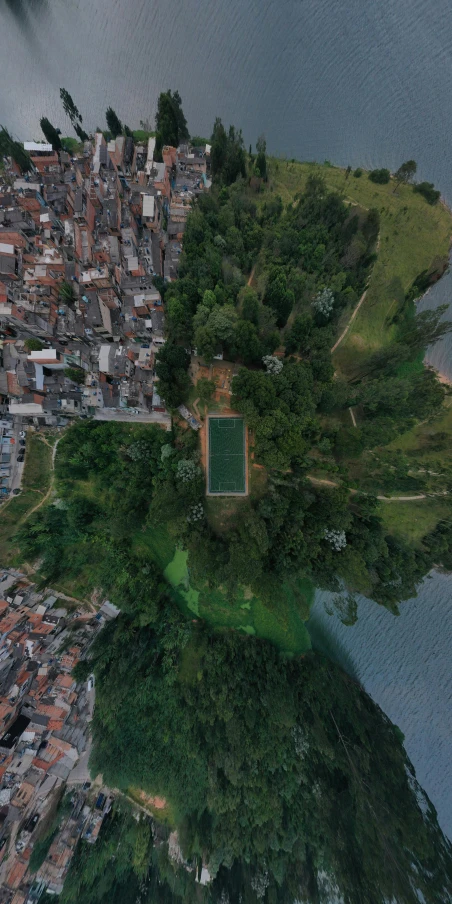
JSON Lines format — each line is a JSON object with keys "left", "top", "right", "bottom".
{"left": 132, "top": 129, "right": 156, "bottom": 142}
{"left": 163, "top": 547, "right": 313, "bottom": 654}
{"left": 0, "top": 433, "right": 53, "bottom": 565}
{"left": 379, "top": 498, "right": 451, "bottom": 547}
{"left": 266, "top": 158, "right": 452, "bottom": 374}
{"left": 22, "top": 433, "right": 53, "bottom": 491}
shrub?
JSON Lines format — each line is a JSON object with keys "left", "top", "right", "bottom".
{"left": 413, "top": 182, "right": 441, "bottom": 205}
{"left": 24, "top": 338, "right": 44, "bottom": 352}
{"left": 353, "top": 168, "right": 363, "bottom": 178}
{"left": 369, "top": 168, "right": 391, "bottom": 184}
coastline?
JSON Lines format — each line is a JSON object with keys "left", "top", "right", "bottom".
{"left": 436, "top": 370, "right": 452, "bottom": 386}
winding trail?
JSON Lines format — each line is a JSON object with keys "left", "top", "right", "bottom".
{"left": 331, "top": 287, "right": 369, "bottom": 353}
{"left": 307, "top": 475, "right": 447, "bottom": 502}
{"left": 331, "top": 230, "right": 381, "bottom": 354}
{"left": 26, "top": 437, "right": 61, "bottom": 519}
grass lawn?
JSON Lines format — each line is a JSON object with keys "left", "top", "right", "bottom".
{"left": 266, "top": 158, "right": 452, "bottom": 374}
{"left": 0, "top": 434, "right": 53, "bottom": 566}
{"left": 0, "top": 490, "right": 42, "bottom": 565}
{"left": 379, "top": 498, "right": 450, "bottom": 547}
{"left": 205, "top": 494, "right": 251, "bottom": 534}
{"left": 132, "top": 130, "right": 156, "bottom": 142}
{"left": 61, "top": 137, "right": 84, "bottom": 155}
{"left": 22, "top": 434, "right": 53, "bottom": 492}
{"left": 132, "top": 522, "right": 176, "bottom": 570}
{"left": 125, "top": 787, "right": 175, "bottom": 827}
{"left": 386, "top": 399, "right": 452, "bottom": 456}
{"left": 132, "top": 522, "right": 313, "bottom": 654}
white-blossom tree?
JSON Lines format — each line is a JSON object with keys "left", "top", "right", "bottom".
{"left": 186, "top": 502, "right": 204, "bottom": 523}
{"left": 262, "top": 354, "right": 283, "bottom": 375}
{"left": 313, "top": 287, "right": 334, "bottom": 319}
{"left": 251, "top": 870, "right": 269, "bottom": 900}
{"left": 177, "top": 459, "right": 200, "bottom": 483}
{"left": 324, "top": 528, "right": 347, "bottom": 550}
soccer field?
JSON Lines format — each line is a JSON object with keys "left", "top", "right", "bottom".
{"left": 208, "top": 417, "right": 246, "bottom": 494}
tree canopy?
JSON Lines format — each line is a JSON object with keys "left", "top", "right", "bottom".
{"left": 40, "top": 116, "right": 62, "bottom": 150}
{"left": 106, "top": 106, "right": 122, "bottom": 138}
{"left": 155, "top": 90, "right": 189, "bottom": 158}
{"left": 0, "top": 126, "right": 32, "bottom": 172}
{"left": 82, "top": 609, "right": 452, "bottom": 904}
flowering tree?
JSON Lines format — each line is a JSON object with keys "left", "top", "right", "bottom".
{"left": 177, "top": 459, "right": 200, "bottom": 483}
{"left": 262, "top": 355, "right": 283, "bottom": 375}
{"left": 324, "top": 528, "right": 347, "bottom": 550}
{"left": 313, "top": 288, "right": 334, "bottom": 319}
{"left": 187, "top": 502, "right": 204, "bottom": 523}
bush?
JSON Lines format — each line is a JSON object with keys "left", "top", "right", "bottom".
{"left": 24, "top": 338, "right": 44, "bottom": 352}
{"left": 353, "top": 168, "right": 363, "bottom": 178}
{"left": 369, "top": 168, "right": 391, "bottom": 184}
{"left": 413, "top": 182, "right": 441, "bottom": 205}
{"left": 65, "top": 367, "right": 85, "bottom": 385}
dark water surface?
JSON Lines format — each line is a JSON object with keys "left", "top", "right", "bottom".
{"left": 309, "top": 572, "right": 452, "bottom": 838}
{"left": 2, "top": 0, "right": 452, "bottom": 837}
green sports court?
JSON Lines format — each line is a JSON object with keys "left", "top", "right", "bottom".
{"left": 208, "top": 416, "right": 247, "bottom": 495}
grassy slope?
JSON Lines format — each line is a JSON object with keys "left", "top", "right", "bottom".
{"left": 267, "top": 159, "right": 452, "bottom": 374}
{"left": 265, "top": 158, "right": 452, "bottom": 551}
{"left": 0, "top": 434, "right": 53, "bottom": 566}
{"left": 379, "top": 498, "right": 450, "bottom": 547}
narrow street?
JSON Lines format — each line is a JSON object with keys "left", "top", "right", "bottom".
{"left": 94, "top": 408, "right": 171, "bottom": 427}
{"left": 8, "top": 416, "right": 24, "bottom": 494}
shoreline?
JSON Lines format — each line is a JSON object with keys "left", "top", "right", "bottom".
{"left": 435, "top": 370, "right": 452, "bottom": 387}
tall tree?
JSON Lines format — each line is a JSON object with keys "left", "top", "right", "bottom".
{"left": 155, "top": 90, "right": 189, "bottom": 158}
{"left": 106, "top": 106, "right": 123, "bottom": 138}
{"left": 60, "top": 88, "right": 88, "bottom": 140}
{"left": 0, "top": 126, "right": 32, "bottom": 172}
{"left": 210, "top": 117, "right": 228, "bottom": 178}
{"left": 211, "top": 118, "right": 246, "bottom": 185}
{"left": 74, "top": 123, "right": 89, "bottom": 142}
{"left": 60, "top": 88, "right": 83, "bottom": 125}
{"left": 255, "top": 133, "right": 267, "bottom": 180}
{"left": 394, "top": 159, "right": 417, "bottom": 188}
{"left": 40, "top": 117, "right": 62, "bottom": 150}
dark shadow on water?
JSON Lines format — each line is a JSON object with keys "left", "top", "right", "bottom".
{"left": 307, "top": 606, "right": 360, "bottom": 681}
{"left": 3, "top": 0, "right": 50, "bottom": 41}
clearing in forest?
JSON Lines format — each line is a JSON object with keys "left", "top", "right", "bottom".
{"left": 207, "top": 416, "right": 247, "bottom": 495}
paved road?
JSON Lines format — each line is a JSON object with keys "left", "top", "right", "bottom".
{"left": 68, "top": 738, "right": 93, "bottom": 785}
{"left": 8, "top": 416, "right": 25, "bottom": 494}
{"left": 0, "top": 569, "right": 25, "bottom": 590}
{"left": 94, "top": 409, "right": 171, "bottom": 428}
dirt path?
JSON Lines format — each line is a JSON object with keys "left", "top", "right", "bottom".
{"left": 331, "top": 231, "right": 381, "bottom": 355}
{"left": 331, "top": 287, "right": 368, "bottom": 353}
{"left": 307, "top": 474, "right": 447, "bottom": 502}
{"left": 25, "top": 437, "right": 61, "bottom": 519}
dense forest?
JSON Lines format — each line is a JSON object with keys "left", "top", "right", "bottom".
{"left": 68, "top": 604, "right": 452, "bottom": 904}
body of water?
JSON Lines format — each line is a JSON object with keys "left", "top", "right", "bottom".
{"left": 2, "top": 0, "right": 452, "bottom": 839}
{"left": 309, "top": 572, "right": 452, "bottom": 839}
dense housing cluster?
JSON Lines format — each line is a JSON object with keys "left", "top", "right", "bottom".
{"left": 0, "top": 128, "right": 213, "bottom": 499}
{"left": 0, "top": 569, "right": 119, "bottom": 900}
